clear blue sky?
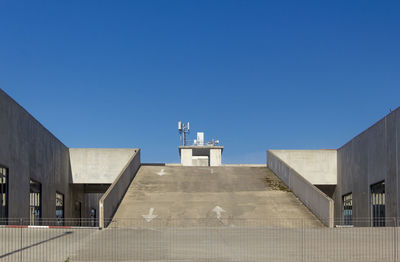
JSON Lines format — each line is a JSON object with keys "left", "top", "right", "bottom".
{"left": 1, "top": 1, "right": 399, "bottom": 163}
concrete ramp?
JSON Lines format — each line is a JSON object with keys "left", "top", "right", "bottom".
{"left": 111, "top": 166, "right": 322, "bottom": 227}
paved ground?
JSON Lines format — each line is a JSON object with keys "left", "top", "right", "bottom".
{"left": 111, "top": 166, "right": 321, "bottom": 228}
{"left": 0, "top": 226, "right": 398, "bottom": 261}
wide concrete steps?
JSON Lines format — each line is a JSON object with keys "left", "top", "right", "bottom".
{"left": 111, "top": 166, "right": 322, "bottom": 228}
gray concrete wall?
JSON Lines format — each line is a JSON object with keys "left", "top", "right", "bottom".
{"left": 0, "top": 88, "right": 85, "bottom": 219}
{"left": 336, "top": 108, "right": 400, "bottom": 224}
{"left": 99, "top": 149, "right": 140, "bottom": 228}
{"left": 210, "top": 149, "right": 222, "bottom": 166}
{"left": 69, "top": 148, "right": 137, "bottom": 184}
{"left": 267, "top": 151, "right": 334, "bottom": 227}
{"left": 269, "top": 150, "right": 337, "bottom": 185}
{"left": 180, "top": 149, "right": 192, "bottom": 166}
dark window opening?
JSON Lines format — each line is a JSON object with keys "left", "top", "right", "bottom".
{"left": 371, "top": 181, "right": 385, "bottom": 227}
{"left": 30, "top": 179, "right": 41, "bottom": 225}
{"left": 0, "top": 167, "right": 8, "bottom": 221}
{"left": 90, "top": 208, "right": 97, "bottom": 227}
{"left": 75, "top": 201, "right": 82, "bottom": 226}
{"left": 56, "top": 192, "right": 64, "bottom": 225}
{"left": 342, "top": 193, "right": 352, "bottom": 225}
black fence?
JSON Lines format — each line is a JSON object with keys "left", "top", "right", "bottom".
{"left": 0, "top": 218, "right": 99, "bottom": 228}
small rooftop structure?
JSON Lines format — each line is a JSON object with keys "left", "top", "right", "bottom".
{"left": 179, "top": 145, "right": 224, "bottom": 166}
{"left": 178, "top": 128, "right": 223, "bottom": 166}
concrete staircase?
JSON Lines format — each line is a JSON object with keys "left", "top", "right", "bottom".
{"left": 110, "top": 166, "right": 322, "bottom": 227}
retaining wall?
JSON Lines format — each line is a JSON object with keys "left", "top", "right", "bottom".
{"left": 267, "top": 150, "right": 334, "bottom": 227}
{"left": 99, "top": 150, "right": 141, "bottom": 228}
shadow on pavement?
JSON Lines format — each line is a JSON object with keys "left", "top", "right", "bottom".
{"left": 0, "top": 231, "right": 73, "bottom": 259}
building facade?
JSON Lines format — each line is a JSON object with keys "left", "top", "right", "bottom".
{"left": 335, "top": 108, "right": 400, "bottom": 226}
{"left": 0, "top": 89, "right": 139, "bottom": 225}
{"left": 0, "top": 89, "right": 86, "bottom": 222}
{"left": 2, "top": 87, "right": 400, "bottom": 227}
{"left": 268, "top": 107, "right": 400, "bottom": 227}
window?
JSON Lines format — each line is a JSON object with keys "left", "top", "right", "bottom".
{"left": 0, "top": 166, "right": 8, "bottom": 221}
{"left": 343, "top": 193, "right": 352, "bottom": 225}
{"left": 56, "top": 192, "right": 64, "bottom": 225}
{"left": 371, "top": 181, "right": 385, "bottom": 227}
{"left": 30, "top": 179, "right": 41, "bottom": 225}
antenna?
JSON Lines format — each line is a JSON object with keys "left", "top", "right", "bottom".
{"left": 178, "top": 121, "right": 190, "bottom": 146}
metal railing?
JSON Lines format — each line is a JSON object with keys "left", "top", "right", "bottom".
{"left": 0, "top": 218, "right": 100, "bottom": 227}
{"left": 0, "top": 218, "right": 399, "bottom": 261}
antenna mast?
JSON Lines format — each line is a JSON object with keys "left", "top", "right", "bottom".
{"left": 178, "top": 121, "right": 190, "bottom": 146}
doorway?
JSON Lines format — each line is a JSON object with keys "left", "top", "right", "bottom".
{"left": 371, "top": 181, "right": 385, "bottom": 227}
{"left": 0, "top": 166, "right": 8, "bottom": 222}
{"left": 30, "top": 179, "right": 41, "bottom": 225}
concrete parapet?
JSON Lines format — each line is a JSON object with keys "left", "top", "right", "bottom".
{"left": 69, "top": 148, "right": 138, "bottom": 184}
{"left": 267, "top": 150, "right": 334, "bottom": 227}
{"left": 268, "top": 150, "right": 337, "bottom": 185}
{"left": 99, "top": 149, "right": 141, "bottom": 228}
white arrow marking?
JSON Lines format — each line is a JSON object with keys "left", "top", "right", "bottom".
{"left": 212, "top": 206, "right": 226, "bottom": 220}
{"left": 142, "top": 208, "right": 157, "bottom": 222}
{"left": 156, "top": 169, "right": 167, "bottom": 176}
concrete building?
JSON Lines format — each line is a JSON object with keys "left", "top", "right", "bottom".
{"left": 0, "top": 89, "right": 83, "bottom": 222}
{"left": 179, "top": 146, "right": 223, "bottom": 166}
{"left": 335, "top": 108, "right": 400, "bottom": 226}
{"left": 0, "top": 89, "right": 140, "bottom": 224}
{"left": 2, "top": 87, "right": 400, "bottom": 228}
{"left": 268, "top": 107, "right": 400, "bottom": 227}
{"left": 178, "top": 131, "right": 224, "bottom": 166}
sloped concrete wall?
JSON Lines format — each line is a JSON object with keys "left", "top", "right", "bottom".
{"left": 99, "top": 150, "right": 141, "bottom": 228}
{"left": 267, "top": 151, "right": 334, "bottom": 227}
